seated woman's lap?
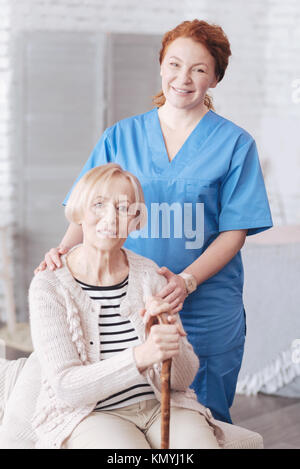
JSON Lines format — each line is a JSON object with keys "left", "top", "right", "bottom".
{"left": 62, "top": 411, "right": 151, "bottom": 449}
{"left": 62, "top": 399, "right": 220, "bottom": 449}
{"left": 145, "top": 407, "right": 220, "bottom": 449}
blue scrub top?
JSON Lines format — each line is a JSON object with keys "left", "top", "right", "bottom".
{"left": 63, "top": 108, "right": 273, "bottom": 356}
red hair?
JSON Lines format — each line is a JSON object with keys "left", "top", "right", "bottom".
{"left": 152, "top": 19, "right": 232, "bottom": 110}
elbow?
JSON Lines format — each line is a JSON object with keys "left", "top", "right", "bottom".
{"left": 186, "top": 341, "right": 200, "bottom": 373}
{"left": 223, "top": 229, "right": 247, "bottom": 252}
{"left": 171, "top": 382, "right": 189, "bottom": 392}
{"left": 51, "top": 368, "right": 89, "bottom": 408}
{"left": 240, "top": 238, "right": 246, "bottom": 250}
{"left": 171, "top": 370, "right": 196, "bottom": 391}
{"left": 239, "top": 229, "right": 248, "bottom": 249}
{"left": 185, "top": 354, "right": 200, "bottom": 389}
{"left": 54, "top": 391, "right": 81, "bottom": 409}
{"left": 52, "top": 378, "right": 80, "bottom": 408}
{"left": 170, "top": 354, "right": 199, "bottom": 391}
{"left": 183, "top": 362, "right": 199, "bottom": 390}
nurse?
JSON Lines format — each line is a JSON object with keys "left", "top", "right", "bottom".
{"left": 35, "top": 19, "right": 273, "bottom": 424}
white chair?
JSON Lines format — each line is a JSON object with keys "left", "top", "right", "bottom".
{"left": 0, "top": 357, "right": 263, "bottom": 449}
{"left": 217, "top": 420, "right": 263, "bottom": 449}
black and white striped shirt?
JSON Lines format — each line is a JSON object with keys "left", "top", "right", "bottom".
{"left": 75, "top": 274, "right": 155, "bottom": 411}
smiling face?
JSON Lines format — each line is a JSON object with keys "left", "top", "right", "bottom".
{"left": 160, "top": 36, "right": 218, "bottom": 112}
{"left": 80, "top": 176, "right": 137, "bottom": 251}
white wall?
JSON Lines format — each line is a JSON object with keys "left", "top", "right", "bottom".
{"left": 0, "top": 0, "right": 300, "bottom": 320}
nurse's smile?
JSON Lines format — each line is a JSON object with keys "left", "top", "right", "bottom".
{"left": 160, "top": 36, "right": 218, "bottom": 112}
{"left": 172, "top": 87, "right": 194, "bottom": 95}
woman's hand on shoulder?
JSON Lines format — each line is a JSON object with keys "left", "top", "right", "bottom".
{"left": 34, "top": 245, "right": 69, "bottom": 274}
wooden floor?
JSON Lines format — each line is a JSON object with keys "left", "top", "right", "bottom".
{"left": 230, "top": 393, "right": 300, "bottom": 449}
{"left": 4, "top": 346, "right": 300, "bottom": 449}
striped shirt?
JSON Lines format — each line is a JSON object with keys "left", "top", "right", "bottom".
{"left": 74, "top": 274, "right": 155, "bottom": 411}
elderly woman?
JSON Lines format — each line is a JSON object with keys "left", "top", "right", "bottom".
{"left": 35, "top": 19, "right": 273, "bottom": 425}
{"left": 2, "top": 163, "right": 224, "bottom": 449}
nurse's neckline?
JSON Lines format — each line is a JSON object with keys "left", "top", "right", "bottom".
{"left": 154, "top": 107, "right": 212, "bottom": 164}
{"left": 157, "top": 106, "right": 211, "bottom": 131}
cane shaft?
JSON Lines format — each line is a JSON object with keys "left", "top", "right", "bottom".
{"left": 161, "top": 358, "right": 172, "bottom": 449}
{"left": 145, "top": 309, "right": 172, "bottom": 450}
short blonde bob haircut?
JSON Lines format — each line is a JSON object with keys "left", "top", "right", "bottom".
{"left": 65, "top": 163, "right": 147, "bottom": 230}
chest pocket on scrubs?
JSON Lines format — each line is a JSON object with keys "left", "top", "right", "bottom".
{"left": 185, "top": 180, "right": 220, "bottom": 241}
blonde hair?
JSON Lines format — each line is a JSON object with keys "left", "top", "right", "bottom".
{"left": 65, "top": 163, "right": 147, "bottom": 230}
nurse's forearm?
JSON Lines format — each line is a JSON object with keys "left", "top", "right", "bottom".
{"left": 182, "top": 230, "right": 248, "bottom": 286}
{"left": 60, "top": 222, "right": 83, "bottom": 249}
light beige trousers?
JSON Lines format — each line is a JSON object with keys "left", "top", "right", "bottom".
{"left": 62, "top": 398, "right": 220, "bottom": 449}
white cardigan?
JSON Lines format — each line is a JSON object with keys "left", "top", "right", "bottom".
{"left": 2, "top": 246, "right": 225, "bottom": 449}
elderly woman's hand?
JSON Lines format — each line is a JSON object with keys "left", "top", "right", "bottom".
{"left": 139, "top": 296, "right": 186, "bottom": 336}
{"left": 34, "top": 245, "right": 70, "bottom": 274}
{"left": 134, "top": 297, "right": 187, "bottom": 373}
{"left": 155, "top": 266, "right": 188, "bottom": 315}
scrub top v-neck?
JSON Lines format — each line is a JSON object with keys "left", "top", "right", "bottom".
{"left": 146, "top": 108, "right": 212, "bottom": 172}
{"left": 63, "top": 107, "right": 273, "bottom": 356}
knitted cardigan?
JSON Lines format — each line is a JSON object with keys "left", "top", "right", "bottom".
{"left": 3, "top": 245, "right": 225, "bottom": 449}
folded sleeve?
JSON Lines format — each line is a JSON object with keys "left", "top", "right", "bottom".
{"left": 62, "top": 127, "right": 115, "bottom": 206}
{"left": 219, "top": 138, "right": 273, "bottom": 236}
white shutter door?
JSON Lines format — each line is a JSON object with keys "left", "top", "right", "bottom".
{"left": 16, "top": 32, "right": 106, "bottom": 320}
{"left": 107, "top": 33, "right": 162, "bottom": 125}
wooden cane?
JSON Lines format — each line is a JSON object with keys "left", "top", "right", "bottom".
{"left": 146, "top": 312, "right": 172, "bottom": 449}
{"left": 158, "top": 313, "right": 172, "bottom": 449}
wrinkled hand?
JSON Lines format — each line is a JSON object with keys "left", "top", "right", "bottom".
{"left": 155, "top": 266, "right": 188, "bottom": 314}
{"left": 34, "top": 245, "right": 70, "bottom": 275}
{"left": 139, "top": 296, "right": 186, "bottom": 337}
{"left": 134, "top": 322, "right": 183, "bottom": 370}
{"left": 135, "top": 296, "right": 187, "bottom": 372}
